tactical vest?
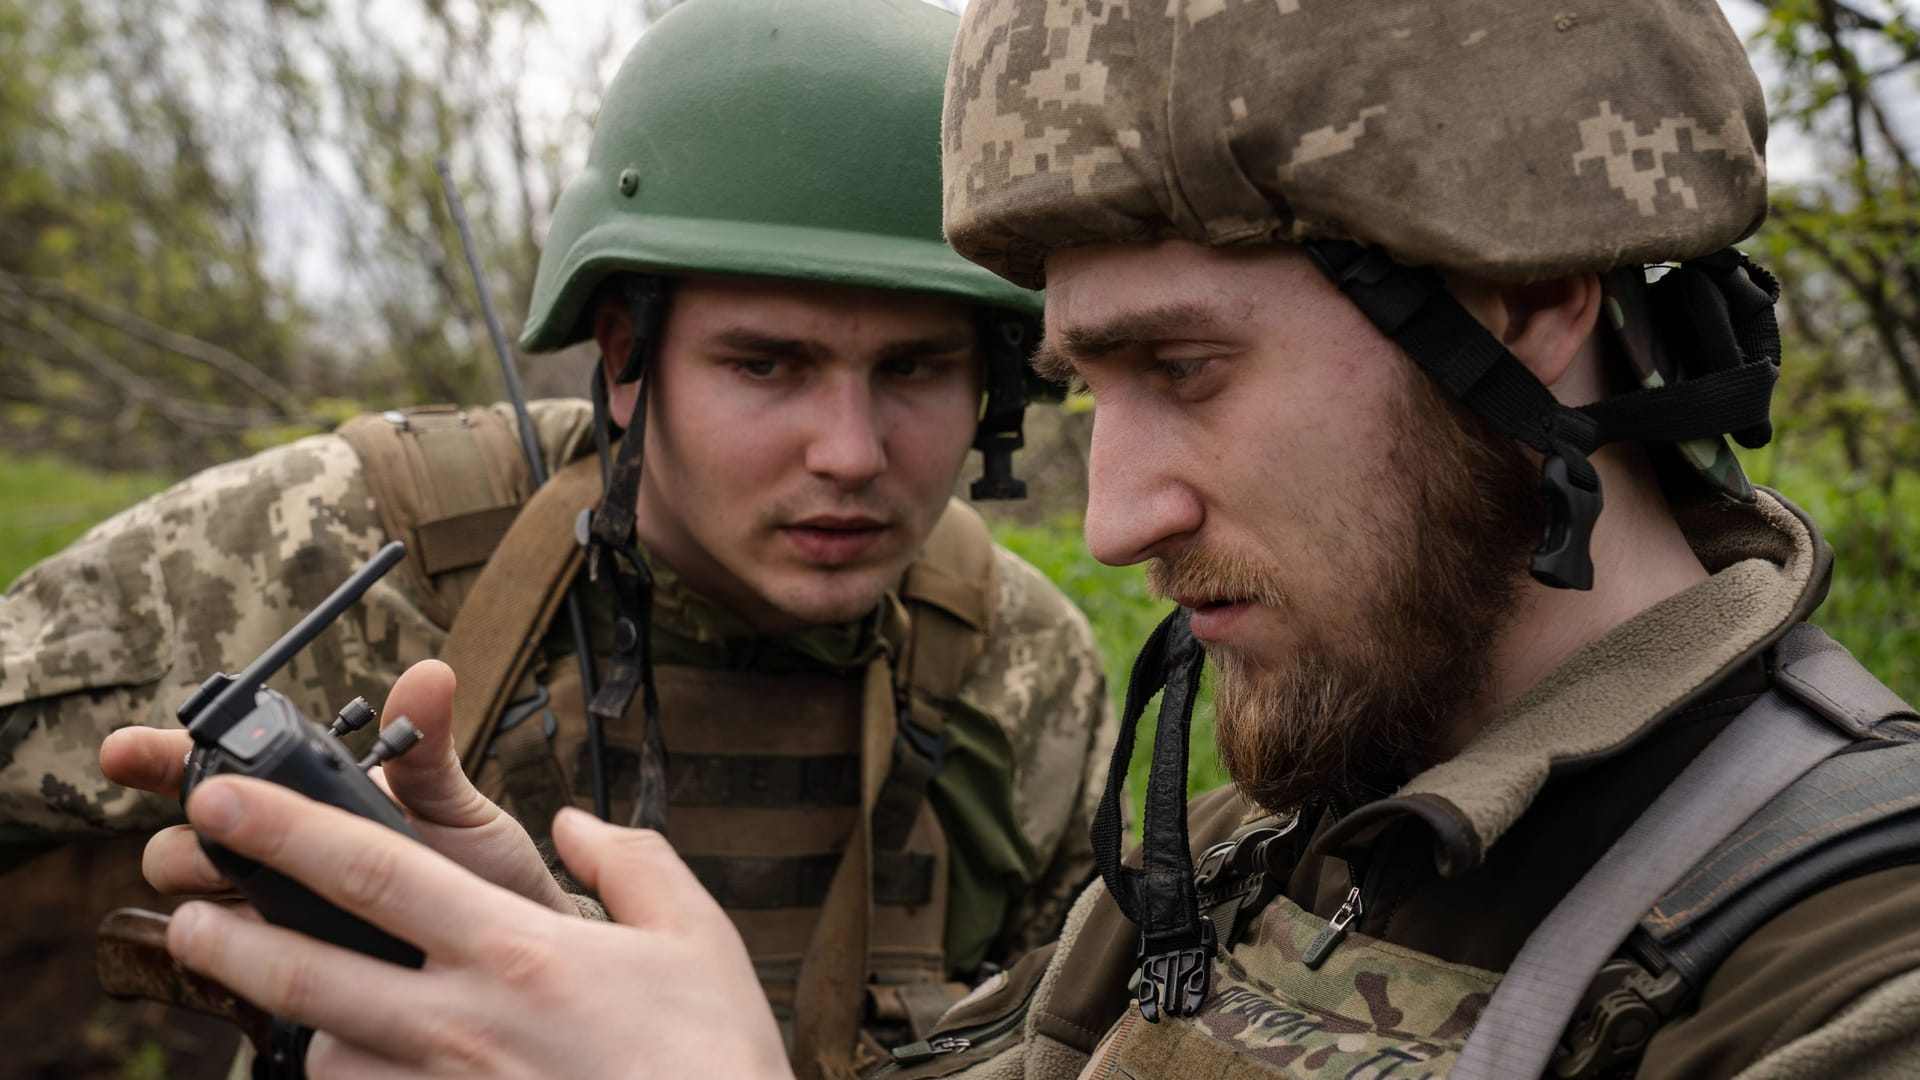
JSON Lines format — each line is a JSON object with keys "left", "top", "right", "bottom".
{"left": 338, "top": 404, "right": 1001, "bottom": 1068}
{"left": 881, "top": 626, "right": 1920, "bottom": 1080}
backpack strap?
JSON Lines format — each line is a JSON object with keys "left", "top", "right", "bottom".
{"left": 871, "top": 498, "right": 997, "bottom": 853}
{"left": 337, "top": 406, "right": 536, "bottom": 629}
{"left": 441, "top": 452, "right": 605, "bottom": 772}
{"left": 1453, "top": 623, "right": 1910, "bottom": 1080}
{"left": 1555, "top": 642, "right": 1920, "bottom": 1078}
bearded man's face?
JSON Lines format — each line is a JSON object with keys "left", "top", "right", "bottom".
{"left": 1039, "top": 239, "right": 1539, "bottom": 813}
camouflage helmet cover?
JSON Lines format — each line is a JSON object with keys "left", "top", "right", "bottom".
{"left": 522, "top": 0, "right": 1040, "bottom": 354}
{"left": 942, "top": 0, "right": 1768, "bottom": 290}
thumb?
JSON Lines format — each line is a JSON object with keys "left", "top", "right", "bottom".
{"left": 551, "top": 808, "right": 727, "bottom": 931}
{"left": 376, "top": 659, "right": 492, "bottom": 827}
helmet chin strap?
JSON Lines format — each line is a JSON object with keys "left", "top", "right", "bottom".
{"left": 584, "top": 276, "right": 673, "bottom": 831}
{"left": 972, "top": 312, "right": 1042, "bottom": 500}
{"left": 1304, "top": 241, "right": 1781, "bottom": 591}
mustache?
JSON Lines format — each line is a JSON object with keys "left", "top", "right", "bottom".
{"left": 759, "top": 492, "right": 908, "bottom": 529}
{"left": 1146, "top": 545, "right": 1290, "bottom": 610}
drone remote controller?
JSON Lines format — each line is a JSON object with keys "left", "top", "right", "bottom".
{"left": 176, "top": 541, "right": 427, "bottom": 968}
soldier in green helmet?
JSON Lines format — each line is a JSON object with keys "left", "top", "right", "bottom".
{"left": 117, "top": 0, "right": 1920, "bottom": 1078}
{"left": 4, "top": 0, "right": 1118, "bottom": 1072}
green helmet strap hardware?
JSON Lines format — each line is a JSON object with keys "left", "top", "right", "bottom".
{"left": 972, "top": 313, "right": 1040, "bottom": 501}
{"left": 1304, "top": 241, "right": 1783, "bottom": 591}
{"left": 584, "top": 276, "right": 672, "bottom": 831}
{"left": 1090, "top": 606, "right": 1215, "bottom": 1023}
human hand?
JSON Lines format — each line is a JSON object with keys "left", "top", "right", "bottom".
{"left": 100, "top": 659, "right": 573, "bottom": 914}
{"left": 165, "top": 777, "right": 791, "bottom": 1079}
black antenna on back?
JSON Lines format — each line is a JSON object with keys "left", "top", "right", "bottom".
{"left": 179, "top": 541, "right": 407, "bottom": 743}
{"left": 436, "top": 158, "right": 610, "bottom": 821}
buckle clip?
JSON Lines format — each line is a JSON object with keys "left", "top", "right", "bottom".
{"left": 1530, "top": 451, "right": 1603, "bottom": 591}
{"left": 1136, "top": 917, "right": 1215, "bottom": 1024}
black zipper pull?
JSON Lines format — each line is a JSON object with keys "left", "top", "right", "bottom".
{"left": 1302, "top": 856, "right": 1365, "bottom": 972}
{"left": 888, "top": 1034, "right": 973, "bottom": 1066}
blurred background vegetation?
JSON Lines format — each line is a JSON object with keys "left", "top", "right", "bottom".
{"left": 0, "top": 1, "right": 1916, "bottom": 1075}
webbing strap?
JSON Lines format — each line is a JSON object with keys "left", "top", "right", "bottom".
{"left": 443, "top": 453, "right": 603, "bottom": 771}
{"left": 492, "top": 717, "right": 574, "bottom": 849}
{"left": 1452, "top": 631, "right": 1853, "bottom": 1079}
{"left": 684, "top": 850, "right": 936, "bottom": 910}
{"left": 791, "top": 656, "right": 894, "bottom": 1080}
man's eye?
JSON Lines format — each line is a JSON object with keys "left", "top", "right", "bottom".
{"left": 1150, "top": 357, "right": 1208, "bottom": 382}
{"left": 735, "top": 358, "right": 780, "bottom": 378}
{"left": 884, "top": 356, "right": 954, "bottom": 380}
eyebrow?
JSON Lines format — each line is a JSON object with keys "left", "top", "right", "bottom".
{"left": 1032, "top": 300, "right": 1224, "bottom": 382}
{"left": 704, "top": 328, "right": 977, "bottom": 363}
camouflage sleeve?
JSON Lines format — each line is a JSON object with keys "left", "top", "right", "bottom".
{"left": 960, "top": 544, "right": 1117, "bottom": 961}
{"left": 0, "top": 433, "right": 443, "bottom": 843}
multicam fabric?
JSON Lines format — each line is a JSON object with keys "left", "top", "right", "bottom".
{"left": 1081, "top": 895, "right": 1497, "bottom": 1079}
{"left": 943, "top": 0, "right": 1767, "bottom": 288}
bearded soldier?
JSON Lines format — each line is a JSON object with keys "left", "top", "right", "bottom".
{"left": 112, "top": 1, "right": 1920, "bottom": 1079}
{"left": 8, "top": 0, "right": 1116, "bottom": 1072}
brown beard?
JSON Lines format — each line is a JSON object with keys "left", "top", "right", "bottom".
{"left": 1148, "top": 371, "right": 1541, "bottom": 815}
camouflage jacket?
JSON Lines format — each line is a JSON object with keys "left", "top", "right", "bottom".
{"left": 889, "top": 490, "right": 1920, "bottom": 1080}
{"left": 0, "top": 400, "right": 1116, "bottom": 963}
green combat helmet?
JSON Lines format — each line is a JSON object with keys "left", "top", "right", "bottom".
{"left": 944, "top": 0, "right": 1787, "bottom": 1025}
{"left": 521, "top": 0, "right": 1048, "bottom": 833}
{"left": 526, "top": 0, "right": 1046, "bottom": 500}
{"left": 945, "top": 0, "right": 1784, "bottom": 591}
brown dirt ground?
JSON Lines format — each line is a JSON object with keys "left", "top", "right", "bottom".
{"left": 0, "top": 837, "right": 237, "bottom": 1080}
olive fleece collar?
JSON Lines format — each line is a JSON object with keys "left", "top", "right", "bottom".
{"left": 1321, "top": 488, "right": 1833, "bottom": 876}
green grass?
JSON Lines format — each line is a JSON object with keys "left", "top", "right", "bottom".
{"left": 0, "top": 453, "right": 171, "bottom": 588}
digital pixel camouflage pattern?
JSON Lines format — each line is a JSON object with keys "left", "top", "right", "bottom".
{"left": 0, "top": 401, "right": 1114, "bottom": 960}
{"left": 942, "top": 0, "right": 1767, "bottom": 289}
{"left": 0, "top": 432, "right": 407, "bottom": 838}
{"left": 1086, "top": 895, "right": 1498, "bottom": 1078}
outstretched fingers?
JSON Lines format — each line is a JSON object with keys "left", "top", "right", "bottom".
{"left": 99, "top": 726, "right": 194, "bottom": 799}
{"left": 183, "top": 776, "right": 535, "bottom": 960}
{"left": 551, "top": 808, "right": 727, "bottom": 931}
{"left": 375, "top": 660, "right": 494, "bottom": 828}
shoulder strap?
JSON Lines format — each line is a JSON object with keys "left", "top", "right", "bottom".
{"left": 441, "top": 453, "right": 605, "bottom": 771}
{"left": 871, "top": 498, "right": 997, "bottom": 853}
{"left": 898, "top": 496, "right": 997, "bottom": 701}
{"left": 1452, "top": 624, "right": 1910, "bottom": 1080}
{"left": 337, "top": 406, "right": 533, "bottom": 629}
{"left": 1555, "top": 648, "right": 1920, "bottom": 1078}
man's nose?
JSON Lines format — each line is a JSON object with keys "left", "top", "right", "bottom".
{"left": 1082, "top": 403, "right": 1203, "bottom": 567}
{"left": 803, "top": 375, "right": 887, "bottom": 487}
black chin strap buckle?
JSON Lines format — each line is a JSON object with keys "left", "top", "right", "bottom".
{"left": 970, "top": 314, "right": 1035, "bottom": 501}
{"left": 1531, "top": 451, "right": 1603, "bottom": 591}
{"left": 1137, "top": 917, "right": 1215, "bottom": 1024}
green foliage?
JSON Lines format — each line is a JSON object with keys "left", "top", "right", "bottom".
{"left": 992, "top": 516, "right": 1229, "bottom": 833}
{"left": 0, "top": 453, "right": 168, "bottom": 588}
{"left": 1750, "top": 436, "right": 1920, "bottom": 700}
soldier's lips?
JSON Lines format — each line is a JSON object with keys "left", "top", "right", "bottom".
{"left": 1181, "top": 598, "right": 1254, "bottom": 642}
{"left": 779, "top": 517, "right": 889, "bottom": 564}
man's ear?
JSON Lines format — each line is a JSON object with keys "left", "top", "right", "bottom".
{"left": 1448, "top": 272, "right": 1604, "bottom": 397}
{"left": 592, "top": 302, "right": 641, "bottom": 429}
